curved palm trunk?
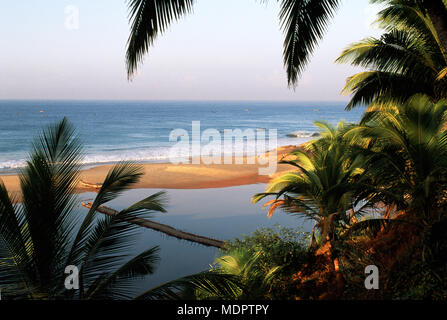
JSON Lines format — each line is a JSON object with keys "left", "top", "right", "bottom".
{"left": 81, "top": 202, "right": 225, "bottom": 249}
{"left": 326, "top": 224, "right": 345, "bottom": 293}
{"left": 423, "top": 0, "right": 447, "bottom": 53}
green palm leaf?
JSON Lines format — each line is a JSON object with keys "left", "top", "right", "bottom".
{"left": 0, "top": 119, "right": 170, "bottom": 300}
{"left": 279, "top": 0, "right": 340, "bottom": 87}
{"left": 126, "top": 0, "right": 195, "bottom": 79}
{"left": 338, "top": 1, "right": 447, "bottom": 109}
{"left": 126, "top": 0, "right": 340, "bottom": 87}
{"left": 135, "top": 271, "right": 242, "bottom": 300}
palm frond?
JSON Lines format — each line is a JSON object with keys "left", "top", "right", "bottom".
{"left": 18, "top": 118, "right": 83, "bottom": 291}
{"left": 86, "top": 246, "right": 160, "bottom": 299}
{"left": 135, "top": 271, "right": 242, "bottom": 300}
{"left": 67, "top": 162, "right": 144, "bottom": 267}
{"left": 338, "top": 1, "right": 447, "bottom": 109}
{"left": 279, "top": 0, "right": 340, "bottom": 87}
{"left": 342, "top": 71, "right": 434, "bottom": 110}
{"left": 437, "top": 66, "right": 447, "bottom": 80}
{"left": 126, "top": 0, "right": 195, "bottom": 79}
{"left": 343, "top": 218, "right": 403, "bottom": 239}
{"left": 78, "top": 191, "right": 167, "bottom": 296}
{"left": 120, "top": 191, "right": 168, "bottom": 215}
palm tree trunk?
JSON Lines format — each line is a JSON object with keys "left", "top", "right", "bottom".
{"left": 81, "top": 202, "right": 225, "bottom": 249}
{"left": 310, "top": 224, "right": 317, "bottom": 249}
{"left": 423, "top": 0, "right": 447, "bottom": 53}
{"left": 326, "top": 232, "right": 345, "bottom": 293}
{"left": 326, "top": 235, "right": 341, "bottom": 271}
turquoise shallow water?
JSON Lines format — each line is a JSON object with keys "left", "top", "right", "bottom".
{"left": 0, "top": 100, "right": 363, "bottom": 172}
{"left": 79, "top": 184, "right": 314, "bottom": 290}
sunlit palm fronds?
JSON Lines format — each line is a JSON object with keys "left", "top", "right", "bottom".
{"left": 346, "top": 95, "right": 447, "bottom": 219}
{"left": 135, "top": 271, "right": 242, "bottom": 300}
{"left": 253, "top": 121, "right": 370, "bottom": 244}
{"left": 0, "top": 118, "right": 168, "bottom": 299}
{"left": 337, "top": 1, "right": 447, "bottom": 109}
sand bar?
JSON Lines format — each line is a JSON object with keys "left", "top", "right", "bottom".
{"left": 0, "top": 145, "right": 303, "bottom": 196}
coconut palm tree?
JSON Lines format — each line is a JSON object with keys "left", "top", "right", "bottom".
{"left": 125, "top": 0, "right": 447, "bottom": 87}
{"left": 346, "top": 94, "right": 447, "bottom": 223}
{"left": 0, "top": 118, "right": 240, "bottom": 300}
{"left": 252, "top": 121, "right": 370, "bottom": 276}
{"left": 336, "top": 0, "right": 447, "bottom": 109}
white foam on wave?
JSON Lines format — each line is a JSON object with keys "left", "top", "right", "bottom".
{"left": 0, "top": 159, "right": 27, "bottom": 171}
{"left": 0, "top": 137, "right": 310, "bottom": 173}
{"left": 286, "top": 131, "right": 320, "bottom": 138}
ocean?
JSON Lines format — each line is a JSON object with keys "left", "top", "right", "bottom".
{"left": 0, "top": 100, "right": 363, "bottom": 173}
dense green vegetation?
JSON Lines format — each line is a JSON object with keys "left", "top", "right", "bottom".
{"left": 192, "top": 227, "right": 311, "bottom": 300}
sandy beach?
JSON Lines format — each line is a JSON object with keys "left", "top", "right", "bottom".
{"left": 1, "top": 145, "right": 303, "bottom": 196}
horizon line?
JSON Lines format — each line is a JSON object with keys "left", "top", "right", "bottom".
{"left": 0, "top": 98, "right": 351, "bottom": 103}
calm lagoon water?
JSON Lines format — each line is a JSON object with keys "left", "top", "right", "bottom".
{"left": 79, "top": 184, "right": 314, "bottom": 290}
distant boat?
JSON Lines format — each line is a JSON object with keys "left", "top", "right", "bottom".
{"left": 244, "top": 108, "right": 249, "bottom": 112}
{"left": 313, "top": 109, "right": 320, "bottom": 112}
{"left": 40, "top": 110, "right": 44, "bottom": 113}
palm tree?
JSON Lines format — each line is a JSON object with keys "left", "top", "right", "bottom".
{"left": 346, "top": 94, "right": 447, "bottom": 223}
{"left": 0, "top": 118, "right": 239, "bottom": 300}
{"left": 125, "top": 0, "right": 447, "bottom": 87}
{"left": 192, "top": 250, "right": 280, "bottom": 300}
{"left": 252, "top": 121, "right": 370, "bottom": 277}
{"left": 336, "top": 0, "right": 447, "bottom": 109}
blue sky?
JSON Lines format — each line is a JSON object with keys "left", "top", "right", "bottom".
{"left": 0, "top": 0, "right": 382, "bottom": 101}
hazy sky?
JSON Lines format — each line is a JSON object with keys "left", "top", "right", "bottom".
{"left": 0, "top": 0, "right": 382, "bottom": 101}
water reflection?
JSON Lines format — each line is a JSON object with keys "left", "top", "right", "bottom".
{"left": 79, "top": 184, "right": 314, "bottom": 290}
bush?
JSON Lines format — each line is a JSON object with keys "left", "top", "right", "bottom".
{"left": 211, "top": 225, "right": 312, "bottom": 300}
{"left": 223, "top": 225, "right": 310, "bottom": 272}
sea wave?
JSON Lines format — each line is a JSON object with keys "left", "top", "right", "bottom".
{"left": 0, "top": 137, "right": 312, "bottom": 173}
{"left": 0, "top": 152, "right": 175, "bottom": 173}
{"left": 0, "top": 160, "right": 27, "bottom": 171}
{"left": 0, "top": 143, "right": 275, "bottom": 172}
{"left": 286, "top": 131, "right": 320, "bottom": 138}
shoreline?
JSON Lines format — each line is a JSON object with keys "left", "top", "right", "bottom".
{"left": 0, "top": 145, "right": 304, "bottom": 196}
